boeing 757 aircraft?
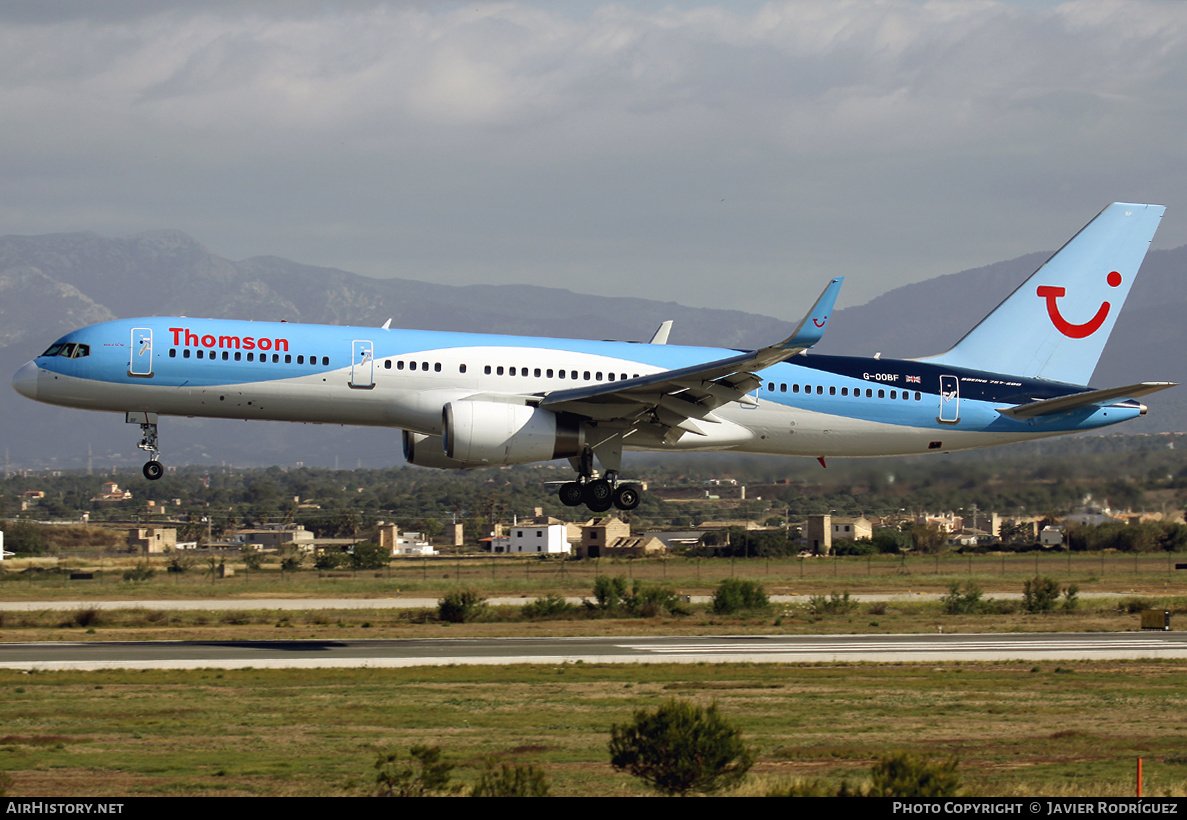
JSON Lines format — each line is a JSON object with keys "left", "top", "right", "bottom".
{"left": 11, "top": 203, "right": 1175, "bottom": 512}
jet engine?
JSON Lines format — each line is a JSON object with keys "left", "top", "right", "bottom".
{"left": 442, "top": 401, "right": 584, "bottom": 466}
{"left": 402, "top": 431, "right": 486, "bottom": 470}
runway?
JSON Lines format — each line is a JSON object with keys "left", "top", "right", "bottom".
{"left": 2, "top": 631, "right": 1185, "bottom": 671}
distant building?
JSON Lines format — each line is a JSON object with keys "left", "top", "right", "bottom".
{"left": 93, "top": 481, "right": 132, "bottom": 502}
{"left": 128, "top": 527, "right": 177, "bottom": 554}
{"left": 830, "top": 517, "right": 872, "bottom": 543}
{"left": 231, "top": 525, "right": 315, "bottom": 550}
{"left": 497, "top": 524, "right": 570, "bottom": 555}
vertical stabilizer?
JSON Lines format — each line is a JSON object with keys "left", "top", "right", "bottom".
{"left": 923, "top": 203, "right": 1164, "bottom": 385}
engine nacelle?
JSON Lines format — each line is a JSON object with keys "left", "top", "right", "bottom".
{"left": 402, "top": 431, "right": 487, "bottom": 470}
{"left": 443, "top": 401, "right": 584, "bottom": 466}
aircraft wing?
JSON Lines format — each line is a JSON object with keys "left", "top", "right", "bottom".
{"left": 537, "top": 278, "right": 843, "bottom": 441}
{"left": 998, "top": 382, "right": 1177, "bottom": 420}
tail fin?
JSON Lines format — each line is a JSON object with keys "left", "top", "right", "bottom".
{"left": 922, "top": 203, "right": 1165, "bottom": 385}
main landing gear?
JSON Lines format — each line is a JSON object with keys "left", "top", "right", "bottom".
{"left": 557, "top": 449, "right": 641, "bottom": 512}
{"left": 132, "top": 415, "right": 164, "bottom": 480}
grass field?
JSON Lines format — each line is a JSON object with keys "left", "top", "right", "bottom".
{"left": 1, "top": 661, "right": 1185, "bottom": 797}
{"left": 2, "top": 552, "right": 1185, "bottom": 797}
{"left": 3, "top": 551, "right": 1185, "bottom": 600}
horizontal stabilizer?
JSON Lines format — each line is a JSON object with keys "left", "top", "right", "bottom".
{"left": 998, "top": 382, "right": 1177, "bottom": 419}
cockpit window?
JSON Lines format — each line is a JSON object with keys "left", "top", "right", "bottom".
{"left": 39, "top": 342, "right": 90, "bottom": 359}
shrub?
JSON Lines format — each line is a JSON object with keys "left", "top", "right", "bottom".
{"left": 438, "top": 588, "right": 487, "bottom": 623}
{"left": 122, "top": 562, "right": 155, "bottom": 582}
{"left": 349, "top": 541, "right": 389, "bottom": 570}
{"left": 806, "top": 591, "right": 857, "bottom": 615}
{"left": 373, "top": 745, "right": 459, "bottom": 797}
{"left": 609, "top": 699, "right": 754, "bottom": 796}
{"left": 592, "top": 575, "right": 629, "bottom": 612}
{"left": 314, "top": 549, "right": 345, "bottom": 570}
{"left": 712, "top": 579, "right": 769, "bottom": 615}
{"left": 590, "top": 576, "right": 686, "bottom": 617}
{"left": 522, "top": 593, "right": 575, "bottom": 619}
{"left": 868, "top": 752, "right": 961, "bottom": 798}
{"left": 941, "top": 582, "right": 983, "bottom": 615}
{"left": 469, "top": 761, "right": 551, "bottom": 797}
{"left": 1022, "top": 576, "right": 1061, "bottom": 613}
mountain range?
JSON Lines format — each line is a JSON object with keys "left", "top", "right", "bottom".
{"left": 2, "top": 230, "right": 1183, "bottom": 472}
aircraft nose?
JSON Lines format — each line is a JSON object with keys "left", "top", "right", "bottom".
{"left": 11, "top": 360, "right": 39, "bottom": 401}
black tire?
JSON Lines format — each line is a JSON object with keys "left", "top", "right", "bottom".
{"left": 613, "top": 484, "right": 641, "bottom": 510}
{"left": 582, "top": 478, "right": 613, "bottom": 506}
{"left": 143, "top": 460, "right": 164, "bottom": 481}
{"left": 586, "top": 496, "right": 613, "bottom": 513}
{"left": 558, "top": 482, "right": 584, "bottom": 506}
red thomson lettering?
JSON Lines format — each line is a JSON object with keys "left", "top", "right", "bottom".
{"left": 166, "top": 327, "right": 288, "bottom": 352}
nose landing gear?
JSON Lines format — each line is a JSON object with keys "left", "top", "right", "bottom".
{"left": 128, "top": 412, "right": 164, "bottom": 481}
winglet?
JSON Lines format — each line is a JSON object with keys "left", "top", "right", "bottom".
{"left": 776, "top": 277, "right": 843, "bottom": 352}
{"left": 649, "top": 320, "right": 673, "bottom": 345}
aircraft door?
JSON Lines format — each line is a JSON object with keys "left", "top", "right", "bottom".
{"left": 350, "top": 340, "right": 375, "bottom": 389}
{"left": 937, "top": 375, "right": 960, "bottom": 424}
{"left": 129, "top": 327, "right": 153, "bottom": 377}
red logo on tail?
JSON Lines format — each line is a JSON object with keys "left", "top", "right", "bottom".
{"left": 1037, "top": 271, "right": 1121, "bottom": 339}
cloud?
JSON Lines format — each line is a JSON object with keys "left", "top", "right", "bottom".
{"left": 2, "top": 0, "right": 1185, "bottom": 314}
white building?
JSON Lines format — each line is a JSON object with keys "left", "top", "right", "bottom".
{"left": 501, "top": 523, "right": 571, "bottom": 555}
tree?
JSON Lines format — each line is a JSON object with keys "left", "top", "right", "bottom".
{"left": 609, "top": 699, "right": 754, "bottom": 796}
{"left": 941, "top": 581, "right": 983, "bottom": 615}
{"left": 2, "top": 519, "right": 46, "bottom": 556}
{"left": 469, "top": 761, "right": 551, "bottom": 797}
{"left": 349, "top": 541, "right": 389, "bottom": 570}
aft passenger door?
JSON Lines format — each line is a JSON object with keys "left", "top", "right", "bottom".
{"left": 350, "top": 340, "right": 374, "bottom": 389}
{"left": 129, "top": 327, "right": 153, "bottom": 377}
{"left": 937, "top": 374, "right": 959, "bottom": 424}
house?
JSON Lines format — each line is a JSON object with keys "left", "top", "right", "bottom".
{"left": 128, "top": 527, "right": 177, "bottom": 554}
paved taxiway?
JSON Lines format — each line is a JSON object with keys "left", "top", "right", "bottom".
{"left": 2, "top": 632, "right": 1185, "bottom": 671}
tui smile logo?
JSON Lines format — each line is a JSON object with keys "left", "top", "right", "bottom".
{"left": 1036, "top": 271, "right": 1122, "bottom": 339}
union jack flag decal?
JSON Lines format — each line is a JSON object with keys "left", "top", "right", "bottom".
{"left": 906, "top": 375, "right": 921, "bottom": 384}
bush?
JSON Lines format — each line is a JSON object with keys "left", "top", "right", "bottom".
{"left": 122, "top": 562, "right": 155, "bottom": 582}
{"left": 1022, "top": 576, "right": 1060, "bottom": 613}
{"left": 592, "top": 575, "right": 629, "bottom": 612}
{"left": 438, "top": 588, "right": 487, "bottom": 623}
{"left": 522, "top": 593, "right": 575, "bottom": 619}
{"left": 469, "top": 761, "right": 551, "bottom": 797}
{"left": 349, "top": 542, "right": 389, "bottom": 570}
{"left": 590, "top": 575, "right": 686, "bottom": 617}
{"left": 314, "top": 549, "right": 345, "bottom": 570}
{"left": 609, "top": 699, "right": 754, "bottom": 796}
{"left": 373, "top": 745, "right": 459, "bottom": 797}
{"left": 868, "top": 752, "right": 961, "bottom": 798}
{"left": 941, "top": 582, "right": 983, "bottom": 615}
{"left": 3, "top": 520, "right": 46, "bottom": 556}
{"left": 806, "top": 591, "right": 857, "bottom": 616}
{"left": 712, "top": 579, "right": 769, "bottom": 614}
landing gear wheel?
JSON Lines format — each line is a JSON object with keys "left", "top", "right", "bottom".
{"left": 143, "top": 460, "right": 164, "bottom": 481}
{"left": 586, "top": 496, "right": 613, "bottom": 513}
{"left": 613, "top": 484, "right": 641, "bottom": 511}
{"left": 583, "top": 478, "right": 613, "bottom": 508}
{"left": 558, "top": 482, "right": 584, "bottom": 507}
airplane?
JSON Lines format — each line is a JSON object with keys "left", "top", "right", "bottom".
{"left": 10, "top": 202, "right": 1175, "bottom": 513}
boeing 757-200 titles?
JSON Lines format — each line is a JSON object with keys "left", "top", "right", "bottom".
{"left": 11, "top": 203, "right": 1176, "bottom": 511}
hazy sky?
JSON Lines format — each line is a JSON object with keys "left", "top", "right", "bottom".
{"left": 3, "top": 0, "right": 1186, "bottom": 315}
